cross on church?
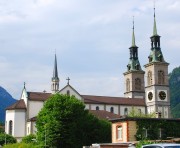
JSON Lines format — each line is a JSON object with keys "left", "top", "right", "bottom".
{"left": 66, "top": 77, "right": 70, "bottom": 85}
{"left": 24, "top": 82, "right": 26, "bottom": 89}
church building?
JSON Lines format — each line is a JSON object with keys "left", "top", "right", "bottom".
{"left": 5, "top": 9, "right": 171, "bottom": 141}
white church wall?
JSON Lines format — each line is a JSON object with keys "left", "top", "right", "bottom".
{"left": 29, "top": 101, "right": 44, "bottom": 119}
{"left": 85, "top": 104, "right": 90, "bottom": 110}
{"left": 91, "top": 104, "right": 104, "bottom": 110}
{"left": 14, "top": 110, "right": 26, "bottom": 139}
{"left": 27, "top": 122, "right": 31, "bottom": 135}
{"left": 5, "top": 110, "right": 15, "bottom": 135}
{"left": 21, "top": 90, "right": 28, "bottom": 107}
{"left": 59, "top": 86, "right": 82, "bottom": 100}
{"left": 106, "top": 105, "right": 119, "bottom": 114}
{"left": 32, "top": 122, "right": 37, "bottom": 134}
{"left": 120, "top": 106, "right": 145, "bottom": 116}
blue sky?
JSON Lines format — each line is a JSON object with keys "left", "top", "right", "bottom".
{"left": 0, "top": 0, "right": 180, "bottom": 99}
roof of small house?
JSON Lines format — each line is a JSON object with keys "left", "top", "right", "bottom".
{"left": 6, "top": 99, "right": 26, "bottom": 110}
{"left": 89, "top": 110, "right": 121, "bottom": 120}
{"left": 110, "top": 116, "right": 180, "bottom": 123}
{"left": 82, "top": 95, "right": 145, "bottom": 106}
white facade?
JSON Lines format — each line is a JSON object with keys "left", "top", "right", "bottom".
{"left": 5, "top": 109, "right": 26, "bottom": 142}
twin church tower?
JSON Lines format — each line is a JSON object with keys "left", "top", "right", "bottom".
{"left": 124, "top": 9, "right": 170, "bottom": 117}
{"left": 51, "top": 9, "right": 170, "bottom": 118}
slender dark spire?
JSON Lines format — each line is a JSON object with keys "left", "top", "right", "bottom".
{"left": 53, "top": 54, "right": 58, "bottom": 79}
{"left": 51, "top": 53, "right": 59, "bottom": 93}
{"left": 132, "top": 16, "right": 136, "bottom": 47}
{"left": 153, "top": 6, "right": 158, "bottom": 36}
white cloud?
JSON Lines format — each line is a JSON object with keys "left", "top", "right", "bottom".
{"left": 0, "top": 0, "right": 179, "bottom": 99}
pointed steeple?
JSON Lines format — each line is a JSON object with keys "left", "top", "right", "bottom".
{"left": 126, "top": 17, "right": 142, "bottom": 71}
{"left": 132, "top": 17, "right": 136, "bottom": 47}
{"left": 51, "top": 53, "right": 59, "bottom": 93}
{"left": 148, "top": 6, "right": 166, "bottom": 63}
{"left": 53, "top": 54, "right": 58, "bottom": 79}
{"left": 153, "top": 7, "right": 158, "bottom": 36}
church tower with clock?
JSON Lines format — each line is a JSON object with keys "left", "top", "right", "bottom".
{"left": 144, "top": 8, "right": 170, "bottom": 118}
{"left": 124, "top": 19, "right": 145, "bottom": 99}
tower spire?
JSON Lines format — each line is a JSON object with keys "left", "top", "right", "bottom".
{"left": 126, "top": 17, "right": 142, "bottom": 71}
{"left": 53, "top": 54, "right": 58, "bottom": 78}
{"left": 132, "top": 16, "right": 136, "bottom": 47}
{"left": 51, "top": 53, "right": 59, "bottom": 93}
{"left": 153, "top": 6, "right": 158, "bottom": 36}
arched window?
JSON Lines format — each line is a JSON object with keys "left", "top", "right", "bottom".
{"left": 110, "top": 107, "right": 114, "bottom": 113}
{"left": 126, "top": 79, "right": 130, "bottom": 92}
{"left": 147, "top": 71, "right": 152, "bottom": 85}
{"left": 117, "top": 126, "right": 122, "bottom": 140}
{"left": 135, "top": 78, "right": 141, "bottom": 90}
{"left": 9, "top": 120, "right": 13, "bottom": 135}
{"left": 96, "top": 106, "right": 99, "bottom": 110}
{"left": 158, "top": 70, "right": 165, "bottom": 84}
{"left": 124, "top": 108, "right": 128, "bottom": 115}
{"left": 67, "top": 90, "right": 70, "bottom": 96}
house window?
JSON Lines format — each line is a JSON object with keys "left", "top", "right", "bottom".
{"left": 135, "top": 78, "right": 141, "bottom": 90}
{"left": 110, "top": 107, "right": 114, "bottom": 113}
{"left": 126, "top": 79, "right": 130, "bottom": 92}
{"left": 9, "top": 120, "right": 13, "bottom": 135}
{"left": 67, "top": 90, "right": 70, "bottom": 96}
{"left": 96, "top": 106, "right": 99, "bottom": 110}
{"left": 117, "top": 126, "right": 122, "bottom": 140}
{"left": 138, "top": 109, "right": 141, "bottom": 114}
{"left": 147, "top": 71, "right": 152, "bottom": 85}
{"left": 158, "top": 70, "right": 165, "bottom": 85}
{"left": 124, "top": 108, "right": 128, "bottom": 115}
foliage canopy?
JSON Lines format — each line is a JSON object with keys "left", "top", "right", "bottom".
{"left": 36, "top": 94, "right": 111, "bottom": 148}
{"left": 0, "top": 133, "right": 16, "bottom": 146}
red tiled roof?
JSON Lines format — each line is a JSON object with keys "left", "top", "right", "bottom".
{"left": 89, "top": 110, "right": 120, "bottom": 120}
{"left": 82, "top": 95, "right": 145, "bottom": 106}
{"left": 27, "top": 92, "right": 51, "bottom": 101}
{"left": 6, "top": 99, "right": 26, "bottom": 110}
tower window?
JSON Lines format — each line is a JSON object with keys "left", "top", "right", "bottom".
{"left": 147, "top": 71, "right": 152, "bottom": 86}
{"left": 110, "top": 107, "right": 114, "bottom": 113}
{"left": 9, "top": 120, "right": 13, "bottom": 135}
{"left": 126, "top": 79, "right": 130, "bottom": 92}
{"left": 158, "top": 70, "right": 165, "bottom": 85}
{"left": 135, "top": 78, "right": 141, "bottom": 90}
{"left": 96, "top": 106, "right": 99, "bottom": 110}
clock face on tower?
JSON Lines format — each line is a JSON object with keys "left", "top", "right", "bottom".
{"left": 159, "top": 91, "right": 166, "bottom": 100}
{"left": 148, "top": 92, "right": 153, "bottom": 101}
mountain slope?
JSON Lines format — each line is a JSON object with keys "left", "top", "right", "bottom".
{"left": 169, "top": 66, "right": 180, "bottom": 118}
{"left": 0, "top": 86, "right": 17, "bottom": 123}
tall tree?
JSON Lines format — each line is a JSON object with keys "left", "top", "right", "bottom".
{"left": 36, "top": 94, "right": 111, "bottom": 148}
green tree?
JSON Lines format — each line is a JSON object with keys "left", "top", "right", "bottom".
{"left": 21, "top": 134, "right": 37, "bottom": 144}
{"left": 0, "top": 133, "right": 17, "bottom": 146}
{"left": 0, "top": 122, "right": 4, "bottom": 133}
{"left": 128, "top": 107, "right": 156, "bottom": 118}
{"left": 36, "top": 94, "right": 111, "bottom": 148}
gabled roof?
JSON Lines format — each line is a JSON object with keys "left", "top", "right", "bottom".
{"left": 6, "top": 99, "right": 26, "bottom": 110}
{"left": 27, "top": 92, "right": 51, "bottom": 101}
{"left": 89, "top": 110, "right": 121, "bottom": 120}
{"left": 59, "top": 84, "right": 82, "bottom": 97}
{"left": 82, "top": 95, "right": 145, "bottom": 106}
